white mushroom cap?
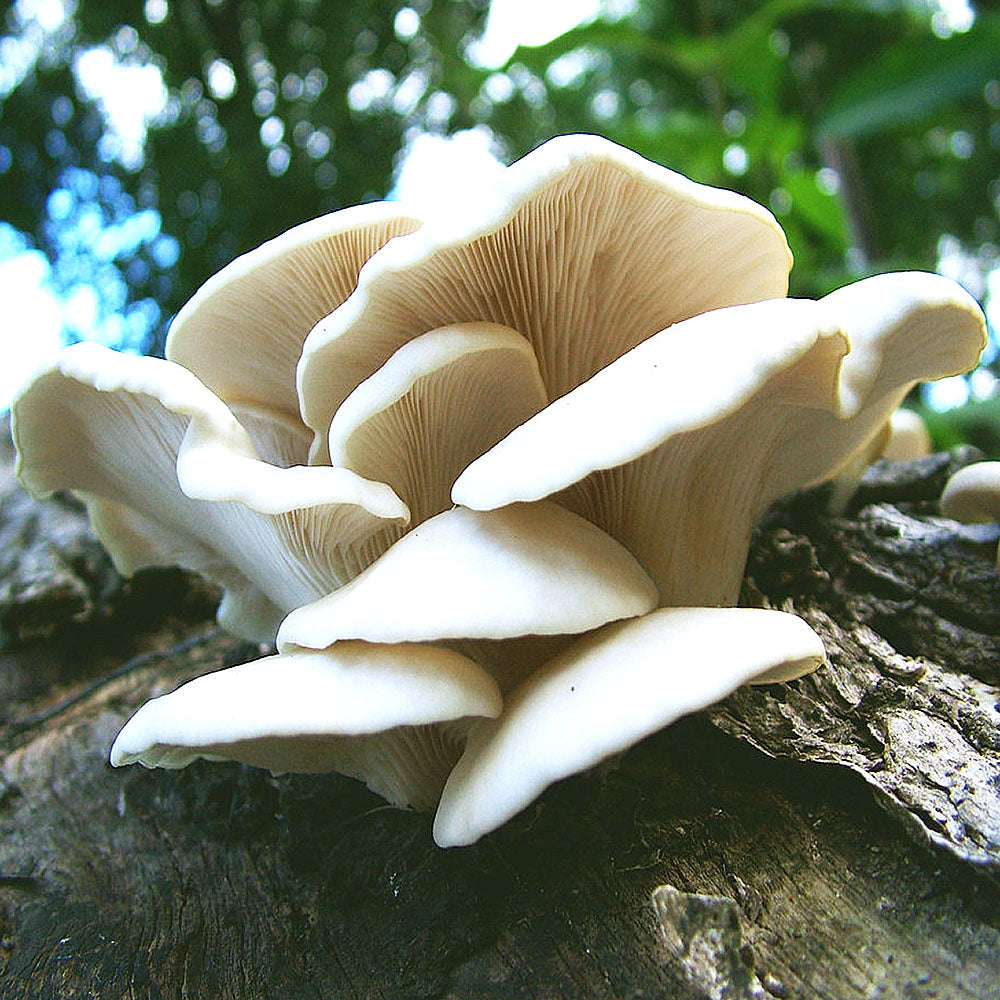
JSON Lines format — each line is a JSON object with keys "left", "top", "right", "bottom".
{"left": 111, "top": 641, "right": 502, "bottom": 811}
{"left": 881, "top": 408, "right": 932, "bottom": 461}
{"left": 11, "top": 132, "right": 989, "bottom": 840}
{"left": 167, "top": 203, "right": 421, "bottom": 424}
{"left": 452, "top": 296, "right": 847, "bottom": 509}
{"left": 327, "top": 322, "right": 547, "bottom": 525}
{"left": 453, "top": 295, "right": 849, "bottom": 606}
{"left": 12, "top": 344, "right": 409, "bottom": 640}
{"left": 277, "top": 502, "right": 658, "bottom": 649}
{"left": 433, "top": 607, "right": 826, "bottom": 847}
{"left": 299, "top": 133, "right": 792, "bottom": 462}
{"left": 941, "top": 462, "right": 1000, "bottom": 523}
{"left": 450, "top": 272, "right": 986, "bottom": 606}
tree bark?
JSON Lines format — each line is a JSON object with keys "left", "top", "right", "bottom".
{"left": 1, "top": 417, "right": 998, "bottom": 1000}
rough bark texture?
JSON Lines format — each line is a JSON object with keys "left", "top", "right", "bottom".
{"left": 1, "top": 417, "right": 998, "bottom": 999}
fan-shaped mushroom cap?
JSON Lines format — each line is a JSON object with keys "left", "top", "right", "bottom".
{"left": 277, "top": 502, "right": 658, "bottom": 649}
{"left": 328, "top": 322, "right": 547, "bottom": 525}
{"left": 941, "top": 462, "right": 1000, "bottom": 523}
{"left": 12, "top": 131, "right": 989, "bottom": 845}
{"left": 167, "top": 204, "right": 421, "bottom": 426}
{"left": 451, "top": 272, "right": 987, "bottom": 606}
{"left": 881, "top": 408, "right": 932, "bottom": 461}
{"left": 433, "top": 607, "right": 825, "bottom": 847}
{"left": 12, "top": 344, "right": 408, "bottom": 641}
{"left": 111, "top": 641, "right": 502, "bottom": 811}
{"left": 299, "top": 133, "right": 791, "bottom": 462}
{"left": 452, "top": 297, "right": 847, "bottom": 509}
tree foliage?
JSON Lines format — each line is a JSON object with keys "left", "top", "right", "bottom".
{"left": 0, "top": 0, "right": 996, "bottom": 370}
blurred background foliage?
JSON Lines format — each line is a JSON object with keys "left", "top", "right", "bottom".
{"left": 0, "top": 0, "right": 998, "bottom": 445}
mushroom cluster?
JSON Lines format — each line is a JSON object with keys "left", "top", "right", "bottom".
{"left": 12, "top": 135, "right": 987, "bottom": 846}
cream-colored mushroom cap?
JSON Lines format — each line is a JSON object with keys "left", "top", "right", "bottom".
{"left": 451, "top": 272, "right": 987, "bottom": 607}
{"left": 298, "top": 133, "right": 792, "bottom": 462}
{"left": 111, "top": 642, "right": 503, "bottom": 811}
{"left": 882, "top": 408, "right": 932, "bottom": 461}
{"left": 12, "top": 343, "right": 409, "bottom": 642}
{"left": 941, "top": 462, "right": 1000, "bottom": 523}
{"left": 277, "top": 502, "right": 658, "bottom": 649}
{"left": 9, "top": 131, "right": 990, "bottom": 847}
{"left": 327, "top": 322, "right": 548, "bottom": 525}
{"left": 433, "top": 607, "right": 826, "bottom": 847}
{"left": 167, "top": 203, "right": 421, "bottom": 422}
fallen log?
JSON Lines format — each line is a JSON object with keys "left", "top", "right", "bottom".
{"left": 1, "top": 417, "right": 998, "bottom": 999}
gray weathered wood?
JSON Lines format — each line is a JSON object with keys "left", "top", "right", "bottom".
{"left": 1, "top": 421, "right": 998, "bottom": 999}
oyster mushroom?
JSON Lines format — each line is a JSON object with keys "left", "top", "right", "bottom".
{"left": 941, "top": 462, "right": 1000, "bottom": 523}
{"left": 941, "top": 461, "right": 1000, "bottom": 567}
{"left": 298, "top": 133, "right": 793, "bottom": 464}
{"left": 882, "top": 408, "right": 932, "bottom": 461}
{"left": 12, "top": 134, "right": 988, "bottom": 847}
{"left": 434, "top": 607, "right": 825, "bottom": 847}
{"left": 111, "top": 642, "right": 502, "bottom": 812}
{"left": 168, "top": 203, "right": 422, "bottom": 422}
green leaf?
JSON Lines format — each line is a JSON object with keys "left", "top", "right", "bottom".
{"left": 817, "top": 14, "right": 1000, "bottom": 141}
{"left": 919, "top": 396, "right": 1000, "bottom": 457}
{"left": 503, "top": 21, "right": 704, "bottom": 81}
{"left": 782, "top": 170, "right": 848, "bottom": 247}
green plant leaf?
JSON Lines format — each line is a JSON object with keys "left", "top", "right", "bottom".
{"left": 818, "top": 14, "right": 1000, "bottom": 140}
